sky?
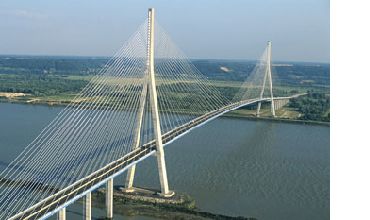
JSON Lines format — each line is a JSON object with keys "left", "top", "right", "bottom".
{"left": 0, "top": 0, "right": 329, "bottom": 62}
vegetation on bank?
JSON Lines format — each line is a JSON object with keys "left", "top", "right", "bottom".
{"left": 289, "top": 91, "right": 330, "bottom": 122}
{"left": 0, "top": 74, "right": 88, "bottom": 96}
{"left": 0, "top": 56, "right": 329, "bottom": 86}
{"left": 0, "top": 56, "right": 330, "bottom": 122}
{"left": 91, "top": 189, "right": 256, "bottom": 220}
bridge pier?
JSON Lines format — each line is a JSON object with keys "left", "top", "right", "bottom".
{"left": 274, "top": 100, "right": 279, "bottom": 111}
{"left": 124, "top": 165, "right": 136, "bottom": 192}
{"left": 274, "top": 99, "right": 289, "bottom": 111}
{"left": 84, "top": 192, "right": 92, "bottom": 220}
{"left": 256, "top": 101, "right": 262, "bottom": 117}
{"left": 106, "top": 178, "right": 113, "bottom": 219}
{"left": 58, "top": 208, "right": 66, "bottom": 220}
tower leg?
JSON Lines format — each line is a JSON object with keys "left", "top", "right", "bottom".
{"left": 106, "top": 178, "right": 113, "bottom": 219}
{"left": 156, "top": 146, "right": 172, "bottom": 196}
{"left": 257, "top": 63, "right": 268, "bottom": 117}
{"left": 266, "top": 41, "right": 276, "bottom": 117}
{"left": 147, "top": 8, "right": 174, "bottom": 197}
{"left": 124, "top": 84, "right": 147, "bottom": 192}
{"left": 84, "top": 192, "right": 91, "bottom": 220}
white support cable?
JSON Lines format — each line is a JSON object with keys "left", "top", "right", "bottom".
{"left": 1, "top": 22, "right": 149, "bottom": 217}
{"left": 232, "top": 47, "right": 269, "bottom": 103}
{"left": 153, "top": 21, "right": 227, "bottom": 131}
{"left": 155, "top": 23, "right": 228, "bottom": 107}
{"left": 25, "top": 49, "right": 149, "bottom": 213}
{"left": 156, "top": 55, "right": 217, "bottom": 121}
{"left": 5, "top": 33, "right": 146, "bottom": 193}
{"left": 0, "top": 24, "right": 147, "bottom": 192}
{"left": 10, "top": 64, "right": 146, "bottom": 217}
{"left": 154, "top": 30, "right": 220, "bottom": 116}
{"left": 38, "top": 81, "right": 144, "bottom": 218}
{"left": 5, "top": 24, "right": 119, "bottom": 217}
{"left": 153, "top": 33, "right": 218, "bottom": 133}
{"left": 6, "top": 66, "right": 145, "bottom": 217}
{"left": 40, "top": 31, "right": 149, "bottom": 203}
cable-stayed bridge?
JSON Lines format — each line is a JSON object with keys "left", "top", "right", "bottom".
{"left": 0, "top": 8, "right": 304, "bottom": 220}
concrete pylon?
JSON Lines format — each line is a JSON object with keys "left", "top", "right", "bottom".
{"left": 256, "top": 70, "right": 268, "bottom": 117}
{"left": 267, "top": 41, "right": 276, "bottom": 117}
{"left": 124, "top": 8, "right": 173, "bottom": 197}
{"left": 147, "top": 8, "right": 173, "bottom": 197}
{"left": 256, "top": 41, "right": 276, "bottom": 117}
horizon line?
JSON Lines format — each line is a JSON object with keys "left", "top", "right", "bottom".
{"left": 0, "top": 53, "right": 330, "bottom": 64}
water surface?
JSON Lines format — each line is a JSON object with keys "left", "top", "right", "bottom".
{"left": 0, "top": 103, "right": 329, "bottom": 220}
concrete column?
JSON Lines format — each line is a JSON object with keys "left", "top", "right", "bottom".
{"left": 256, "top": 101, "right": 262, "bottom": 117}
{"left": 58, "top": 208, "right": 66, "bottom": 220}
{"left": 84, "top": 192, "right": 92, "bottom": 220}
{"left": 125, "top": 165, "right": 136, "bottom": 191}
{"left": 274, "top": 100, "right": 278, "bottom": 111}
{"left": 106, "top": 178, "right": 113, "bottom": 219}
{"left": 147, "top": 8, "right": 173, "bottom": 197}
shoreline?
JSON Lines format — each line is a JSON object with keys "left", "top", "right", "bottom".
{"left": 89, "top": 187, "right": 256, "bottom": 220}
{"left": 0, "top": 99, "right": 330, "bottom": 126}
{"left": 223, "top": 112, "right": 330, "bottom": 126}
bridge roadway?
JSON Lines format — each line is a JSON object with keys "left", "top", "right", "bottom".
{"left": 9, "top": 94, "right": 303, "bottom": 220}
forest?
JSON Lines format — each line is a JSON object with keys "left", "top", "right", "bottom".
{"left": 289, "top": 91, "right": 330, "bottom": 122}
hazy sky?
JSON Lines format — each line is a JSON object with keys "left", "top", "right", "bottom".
{"left": 0, "top": 0, "right": 329, "bottom": 62}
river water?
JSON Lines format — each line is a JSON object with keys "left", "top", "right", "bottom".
{"left": 0, "top": 103, "right": 329, "bottom": 220}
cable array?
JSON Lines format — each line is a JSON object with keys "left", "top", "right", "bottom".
{"left": 232, "top": 46, "right": 270, "bottom": 102}
{"left": 0, "top": 18, "right": 273, "bottom": 218}
{"left": 153, "top": 22, "right": 229, "bottom": 136}
{"left": 0, "top": 21, "right": 150, "bottom": 218}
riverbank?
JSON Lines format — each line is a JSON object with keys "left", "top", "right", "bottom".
{"left": 223, "top": 112, "right": 330, "bottom": 126}
{"left": 90, "top": 186, "right": 256, "bottom": 220}
{"left": 0, "top": 93, "right": 80, "bottom": 106}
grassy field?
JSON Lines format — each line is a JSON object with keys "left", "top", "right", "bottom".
{"left": 0, "top": 74, "right": 303, "bottom": 103}
{"left": 226, "top": 107, "right": 302, "bottom": 119}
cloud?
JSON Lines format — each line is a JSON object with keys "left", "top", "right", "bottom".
{"left": 0, "top": 9, "right": 47, "bottom": 20}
